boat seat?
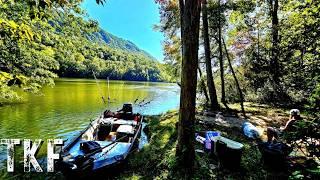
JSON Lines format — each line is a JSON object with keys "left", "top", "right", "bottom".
{"left": 116, "top": 125, "right": 135, "bottom": 135}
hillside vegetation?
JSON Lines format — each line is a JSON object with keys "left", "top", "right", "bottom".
{"left": 0, "top": 1, "right": 172, "bottom": 104}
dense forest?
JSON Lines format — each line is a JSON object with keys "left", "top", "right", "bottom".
{"left": 0, "top": 0, "right": 172, "bottom": 104}
{"left": 159, "top": 0, "right": 319, "bottom": 111}
{"left": 156, "top": 0, "right": 320, "bottom": 176}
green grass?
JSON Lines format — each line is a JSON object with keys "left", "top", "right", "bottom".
{"left": 119, "top": 111, "right": 180, "bottom": 179}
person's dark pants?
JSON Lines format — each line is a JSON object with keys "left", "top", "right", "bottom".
{"left": 267, "top": 127, "right": 280, "bottom": 142}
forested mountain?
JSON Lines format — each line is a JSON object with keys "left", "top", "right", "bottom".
{"left": 90, "top": 29, "right": 156, "bottom": 60}
{"left": 0, "top": 0, "right": 172, "bottom": 104}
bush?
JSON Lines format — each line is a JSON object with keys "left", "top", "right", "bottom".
{"left": 306, "top": 83, "right": 320, "bottom": 114}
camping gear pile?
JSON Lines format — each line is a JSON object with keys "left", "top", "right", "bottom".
{"left": 195, "top": 130, "right": 293, "bottom": 171}
{"left": 195, "top": 131, "right": 244, "bottom": 169}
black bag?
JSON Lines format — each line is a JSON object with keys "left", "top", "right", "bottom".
{"left": 80, "top": 141, "right": 101, "bottom": 154}
{"left": 258, "top": 142, "right": 292, "bottom": 170}
{"left": 97, "top": 124, "right": 111, "bottom": 141}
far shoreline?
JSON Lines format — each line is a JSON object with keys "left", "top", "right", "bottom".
{"left": 54, "top": 77, "right": 179, "bottom": 85}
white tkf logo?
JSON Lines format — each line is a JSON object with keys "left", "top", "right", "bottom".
{"left": 0, "top": 139, "right": 63, "bottom": 172}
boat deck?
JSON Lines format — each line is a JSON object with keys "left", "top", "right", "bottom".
{"left": 69, "top": 140, "right": 131, "bottom": 161}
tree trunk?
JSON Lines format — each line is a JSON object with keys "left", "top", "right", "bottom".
{"left": 176, "top": 0, "right": 201, "bottom": 171}
{"left": 198, "top": 67, "right": 209, "bottom": 105}
{"left": 269, "top": 0, "right": 280, "bottom": 85}
{"left": 202, "top": 0, "right": 219, "bottom": 110}
{"left": 223, "top": 38, "right": 246, "bottom": 117}
{"left": 217, "top": 0, "right": 226, "bottom": 105}
{"left": 257, "top": 25, "right": 260, "bottom": 62}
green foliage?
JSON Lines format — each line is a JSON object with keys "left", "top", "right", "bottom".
{"left": 0, "top": 72, "right": 15, "bottom": 101}
{"left": 283, "top": 117, "right": 320, "bottom": 179}
{"left": 307, "top": 83, "right": 320, "bottom": 114}
{"left": 0, "top": 0, "right": 171, "bottom": 104}
{"left": 224, "top": 0, "right": 320, "bottom": 108}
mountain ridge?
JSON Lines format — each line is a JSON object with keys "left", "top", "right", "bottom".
{"left": 89, "top": 28, "right": 157, "bottom": 61}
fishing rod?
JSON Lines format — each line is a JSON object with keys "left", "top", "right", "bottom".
{"left": 107, "top": 77, "right": 110, "bottom": 109}
{"left": 136, "top": 94, "right": 160, "bottom": 107}
{"left": 92, "top": 70, "right": 106, "bottom": 105}
{"left": 134, "top": 96, "right": 139, "bottom": 104}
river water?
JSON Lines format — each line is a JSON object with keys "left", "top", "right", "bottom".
{"left": 0, "top": 78, "right": 180, "bottom": 168}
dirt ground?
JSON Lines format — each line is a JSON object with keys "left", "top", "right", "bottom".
{"left": 197, "top": 102, "right": 291, "bottom": 141}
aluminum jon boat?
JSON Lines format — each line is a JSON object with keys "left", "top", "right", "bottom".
{"left": 58, "top": 103, "right": 143, "bottom": 176}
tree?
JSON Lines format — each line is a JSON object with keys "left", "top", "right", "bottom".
{"left": 202, "top": 0, "right": 219, "bottom": 110}
{"left": 176, "top": 0, "right": 201, "bottom": 171}
{"left": 217, "top": 0, "right": 226, "bottom": 105}
{"left": 223, "top": 38, "right": 245, "bottom": 117}
{"left": 269, "top": 0, "right": 280, "bottom": 86}
{"left": 198, "top": 66, "right": 209, "bottom": 104}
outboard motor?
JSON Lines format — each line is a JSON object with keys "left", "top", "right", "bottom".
{"left": 122, "top": 103, "right": 133, "bottom": 114}
{"left": 119, "top": 103, "right": 134, "bottom": 119}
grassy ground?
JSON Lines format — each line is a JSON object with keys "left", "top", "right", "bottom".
{"left": 119, "top": 110, "right": 181, "bottom": 179}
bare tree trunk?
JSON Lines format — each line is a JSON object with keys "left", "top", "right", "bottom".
{"left": 257, "top": 25, "right": 260, "bottom": 62}
{"left": 217, "top": 0, "right": 226, "bottom": 105}
{"left": 176, "top": 0, "right": 201, "bottom": 171}
{"left": 269, "top": 0, "right": 280, "bottom": 86}
{"left": 202, "top": 0, "right": 219, "bottom": 110}
{"left": 198, "top": 67, "right": 209, "bottom": 104}
{"left": 223, "top": 38, "right": 246, "bottom": 117}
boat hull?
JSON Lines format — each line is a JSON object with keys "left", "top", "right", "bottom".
{"left": 57, "top": 109, "right": 143, "bottom": 177}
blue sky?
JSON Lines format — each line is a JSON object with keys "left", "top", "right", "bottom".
{"left": 82, "top": 0, "right": 164, "bottom": 61}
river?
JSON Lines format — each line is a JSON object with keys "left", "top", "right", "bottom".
{"left": 0, "top": 78, "right": 180, "bottom": 168}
